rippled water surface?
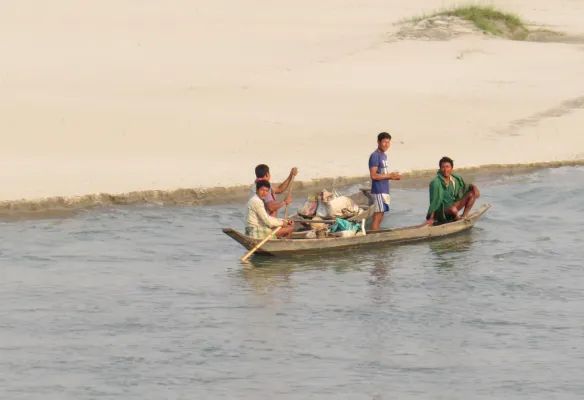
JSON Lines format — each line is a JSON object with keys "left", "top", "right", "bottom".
{"left": 1, "top": 167, "right": 583, "bottom": 399}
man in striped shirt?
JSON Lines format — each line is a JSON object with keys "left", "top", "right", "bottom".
{"left": 251, "top": 164, "right": 297, "bottom": 217}
{"left": 246, "top": 180, "right": 294, "bottom": 239}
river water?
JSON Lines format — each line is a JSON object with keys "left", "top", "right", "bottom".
{"left": 1, "top": 167, "right": 583, "bottom": 399}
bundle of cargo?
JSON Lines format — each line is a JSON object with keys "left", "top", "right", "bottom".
{"left": 298, "top": 190, "right": 365, "bottom": 219}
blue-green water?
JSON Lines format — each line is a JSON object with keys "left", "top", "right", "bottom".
{"left": 1, "top": 167, "right": 583, "bottom": 399}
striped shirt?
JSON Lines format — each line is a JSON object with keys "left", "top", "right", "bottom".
{"left": 246, "top": 195, "right": 283, "bottom": 238}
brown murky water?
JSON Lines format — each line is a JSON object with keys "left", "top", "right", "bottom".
{"left": 1, "top": 167, "right": 583, "bottom": 399}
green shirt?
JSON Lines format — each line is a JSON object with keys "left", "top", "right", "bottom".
{"left": 426, "top": 172, "right": 471, "bottom": 222}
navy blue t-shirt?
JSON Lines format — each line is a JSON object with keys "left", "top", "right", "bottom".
{"left": 369, "top": 150, "right": 389, "bottom": 194}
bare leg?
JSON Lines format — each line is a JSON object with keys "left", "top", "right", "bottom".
{"left": 447, "top": 191, "right": 477, "bottom": 220}
{"left": 445, "top": 205, "right": 461, "bottom": 220}
{"left": 371, "top": 212, "right": 384, "bottom": 231}
{"left": 461, "top": 191, "right": 476, "bottom": 217}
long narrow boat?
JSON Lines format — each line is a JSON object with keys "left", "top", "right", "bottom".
{"left": 223, "top": 204, "right": 491, "bottom": 257}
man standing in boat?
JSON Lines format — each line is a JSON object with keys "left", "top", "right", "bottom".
{"left": 426, "top": 156, "right": 480, "bottom": 225}
{"left": 252, "top": 164, "right": 297, "bottom": 216}
{"left": 369, "top": 132, "right": 401, "bottom": 230}
{"left": 246, "top": 180, "right": 294, "bottom": 239}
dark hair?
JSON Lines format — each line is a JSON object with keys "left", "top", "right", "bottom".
{"left": 256, "top": 180, "right": 271, "bottom": 191}
{"left": 439, "top": 156, "right": 454, "bottom": 168}
{"left": 377, "top": 132, "right": 391, "bottom": 142}
{"left": 254, "top": 164, "right": 270, "bottom": 178}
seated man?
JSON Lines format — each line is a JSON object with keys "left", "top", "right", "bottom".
{"left": 252, "top": 164, "right": 297, "bottom": 216}
{"left": 246, "top": 180, "right": 294, "bottom": 239}
{"left": 426, "top": 156, "right": 480, "bottom": 225}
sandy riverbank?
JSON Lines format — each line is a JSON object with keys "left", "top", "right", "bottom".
{"left": 1, "top": 160, "right": 582, "bottom": 220}
{"left": 1, "top": 1, "right": 583, "bottom": 204}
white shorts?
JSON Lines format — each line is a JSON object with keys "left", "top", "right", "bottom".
{"left": 371, "top": 193, "right": 391, "bottom": 213}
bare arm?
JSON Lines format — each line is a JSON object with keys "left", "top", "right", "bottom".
{"left": 369, "top": 167, "right": 401, "bottom": 181}
{"left": 426, "top": 180, "right": 442, "bottom": 224}
{"left": 426, "top": 212, "right": 435, "bottom": 225}
{"left": 266, "top": 193, "right": 292, "bottom": 214}
{"left": 266, "top": 200, "right": 285, "bottom": 214}
{"left": 274, "top": 167, "right": 298, "bottom": 194}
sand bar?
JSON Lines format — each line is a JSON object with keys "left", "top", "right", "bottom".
{"left": 1, "top": 0, "right": 583, "bottom": 204}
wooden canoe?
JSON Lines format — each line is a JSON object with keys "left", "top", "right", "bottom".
{"left": 223, "top": 204, "right": 491, "bottom": 257}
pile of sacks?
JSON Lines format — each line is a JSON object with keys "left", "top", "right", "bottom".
{"left": 298, "top": 190, "right": 363, "bottom": 219}
{"left": 296, "top": 190, "right": 366, "bottom": 237}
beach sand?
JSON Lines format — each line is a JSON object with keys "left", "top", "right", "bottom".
{"left": 1, "top": 0, "right": 583, "bottom": 205}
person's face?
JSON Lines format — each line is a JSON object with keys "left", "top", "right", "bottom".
{"left": 440, "top": 162, "right": 453, "bottom": 178}
{"left": 378, "top": 138, "right": 391, "bottom": 152}
{"left": 257, "top": 186, "right": 270, "bottom": 199}
{"left": 264, "top": 172, "right": 271, "bottom": 181}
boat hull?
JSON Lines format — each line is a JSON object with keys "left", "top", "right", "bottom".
{"left": 223, "top": 204, "right": 491, "bottom": 256}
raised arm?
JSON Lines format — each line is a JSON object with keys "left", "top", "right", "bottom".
{"left": 274, "top": 167, "right": 298, "bottom": 194}
{"left": 265, "top": 195, "right": 291, "bottom": 215}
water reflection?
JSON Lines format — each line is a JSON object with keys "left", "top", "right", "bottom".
{"left": 240, "top": 260, "right": 295, "bottom": 295}
{"left": 369, "top": 259, "right": 391, "bottom": 286}
{"left": 428, "top": 232, "right": 476, "bottom": 271}
{"left": 429, "top": 232, "right": 475, "bottom": 255}
{"left": 237, "top": 245, "right": 398, "bottom": 296}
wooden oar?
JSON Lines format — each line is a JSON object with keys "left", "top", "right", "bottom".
{"left": 241, "top": 226, "right": 282, "bottom": 262}
{"left": 283, "top": 176, "right": 295, "bottom": 219}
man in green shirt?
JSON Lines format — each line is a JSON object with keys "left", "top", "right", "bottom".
{"left": 426, "top": 156, "right": 480, "bottom": 225}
